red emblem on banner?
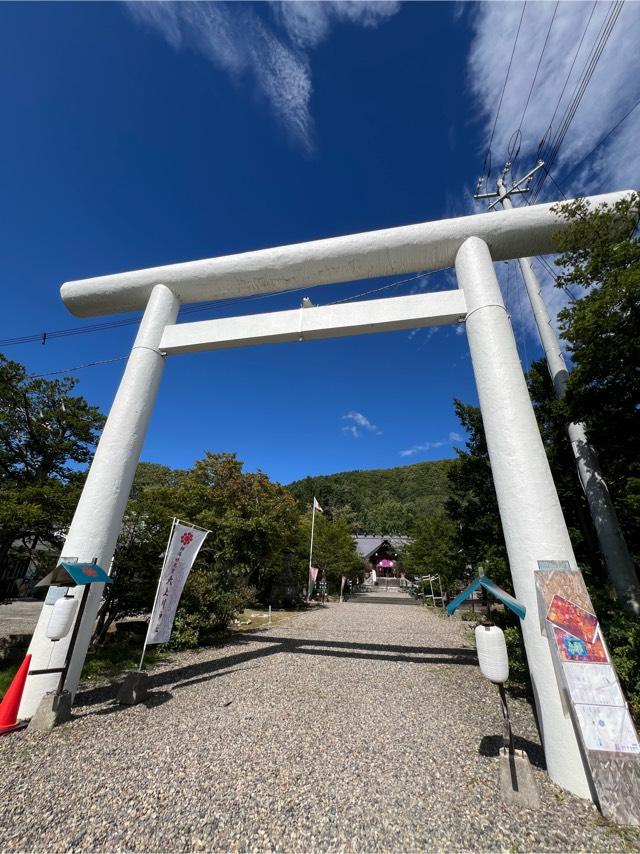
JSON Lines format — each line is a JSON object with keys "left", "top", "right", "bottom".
{"left": 181, "top": 532, "right": 194, "bottom": 546}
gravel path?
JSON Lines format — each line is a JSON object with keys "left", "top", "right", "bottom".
{"left": 1, "top": 591, "right": 638, "bottom": 853}
{"left": 0, "top": 600, "right": 42, "bottom": 638}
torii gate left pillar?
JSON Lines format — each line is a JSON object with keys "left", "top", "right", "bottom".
{"left": 19, "top": 284, "right": 179, "bottom": 718}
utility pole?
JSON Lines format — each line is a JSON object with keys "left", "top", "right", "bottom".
{"left": 475, "top": 162, "right": 640, "bottom": 615}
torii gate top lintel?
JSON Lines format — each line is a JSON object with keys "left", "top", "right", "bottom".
{"left": 60, "top": 191, "right": 632, "bottom": 318}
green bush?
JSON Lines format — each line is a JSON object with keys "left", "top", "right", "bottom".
{"left": 592, "top": 596, "right": 640, "bottom": 724}
{"left": 170, "top": 572, "right": 255, "bottom": 649}
{"left": 502, "top": 625, "right": 530, "bottom": 691}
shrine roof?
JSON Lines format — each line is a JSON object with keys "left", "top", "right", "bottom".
{"left": 353, "top": 534, "right": 411, "bottom": 559}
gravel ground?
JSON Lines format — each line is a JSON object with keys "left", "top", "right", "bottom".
{"left": 1, "top": 591, "right": 638, "bottom": 853}
{"left": 0, "top": 600, "right": 42, "bottom": 638}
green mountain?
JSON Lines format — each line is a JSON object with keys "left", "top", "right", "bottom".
{"left": 287, "top": 459, "right": 454, "bottom": 535}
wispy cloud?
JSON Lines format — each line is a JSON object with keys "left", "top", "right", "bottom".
{"left": 400, "top": 429, "right": 466, "bottom": 458}
{"left": 126, "top": 1, "right": 399, "bottom": 150}
{"left": 342, "top": 410, "right": 381, "bottom": 439}
{"left": 399, "top": 440, "right": 444, "bottom": 458}
{"left": 467, "top": 3, "right": 640, "bottom": 347}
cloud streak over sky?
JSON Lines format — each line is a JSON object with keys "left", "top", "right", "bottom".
{"left": 126, "top": 1, "right": 399, "bottom": 150}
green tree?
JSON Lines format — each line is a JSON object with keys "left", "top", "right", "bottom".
{"left": 296, "top": 513, "right": 366, "bottom": 591}
{"left": 177, "top": 452, "right": 300, "bottom": 590}
{"left": 402, "top": 511, "right": 459, "bottom": 590}
{"left": 553, "top": 193, "right": 640, "bottom": 560}
{"left": 0, "top": 354, "right": 104, "bottom": 589}
{"left": 92, "top": 463, "right": 183, "bottom": 643}
{"left": 287, "top": 460, "right": 452, "bottom": 535}
{"left": 526, "top": 359, "right": 604, "bottom": 582}
{"left": 445, "top": 400, "right": 510, "bottom": 591}
{"left": 171, "top": 453, "right": 301, "bottom": 645}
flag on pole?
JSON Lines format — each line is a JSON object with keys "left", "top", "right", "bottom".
{"left": 145, "top": 522, "right": 209, "bottom": 645}
{"left": 340, "top": 575, "right": 347, "bottom": 602}
{"left": 313, "top": 497, "right": 323, "bottom": 513}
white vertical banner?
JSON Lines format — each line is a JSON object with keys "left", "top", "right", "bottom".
{"left": 146, "top": 522, "right": 209, "bottom": 645}
{"left": 340, "top": 575, "right": 347, "bottom": 602}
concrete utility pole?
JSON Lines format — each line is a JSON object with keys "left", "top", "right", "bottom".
{"left": 476, "top": 163, "right": 640, "bottom": 615}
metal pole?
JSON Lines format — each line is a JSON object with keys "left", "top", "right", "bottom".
{"left": 307, "top": 502, "right": 316, "bottom": 600}
{"left": 497, "top": 180, "right": 640, "bottom": 615}
{"left": 19, "top": 284, "right": 181, "bottom": 719}
{"left": 456, "top": 235, "right": 592, "bottom": 799}
{"left": 56, "top": 583, "right": 91, "bottom": 695}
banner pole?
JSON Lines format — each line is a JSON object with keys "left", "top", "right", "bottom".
{"left": 138, "top": 517, "right": 177, "bottom": 672}
{"left": 308, "top": 500, "right": 316, "bottom": 600}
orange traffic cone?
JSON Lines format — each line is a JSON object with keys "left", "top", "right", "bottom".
{"left": 0, "top": 653, "right": 31, "bottom": 734}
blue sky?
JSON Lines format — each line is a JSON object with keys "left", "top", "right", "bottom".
{"left": 1, "top": 2, "right": 638, "bottom": 484}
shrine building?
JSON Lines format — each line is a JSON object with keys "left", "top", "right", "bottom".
{"left": 353, "top": 534, "right": 411, "bottom": 577}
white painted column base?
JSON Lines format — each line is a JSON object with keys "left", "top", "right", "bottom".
{"left": 19, "top": 284, "right": 180, "bottom": 719}
{"left": 456, "top": 236, "right": 593, "bottom": 800}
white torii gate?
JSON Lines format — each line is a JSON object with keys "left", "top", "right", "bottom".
{"left": 19, "top": 191, "right": 632, "bottom": 803}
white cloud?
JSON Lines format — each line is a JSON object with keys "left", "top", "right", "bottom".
{"left": 399, "top": 440, "right": 444, "bottom": 458}
{"left": 342, "top": 410, "right": 381, "bottom": 438}
{"left": 467, "top": 3, "right": 640, "bottom": 348}
{"left": 400, "top": 429, "right": 467, "bottom": 457}
{"left": 272, "top": 1, "right": 400, "bottom": 49}
{"left": 126, "top": 1, "right": 399, "bottom": 150}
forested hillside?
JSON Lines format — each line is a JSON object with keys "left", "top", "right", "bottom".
{"left": 287, "top": 459, "right": 454, "bottom": 534}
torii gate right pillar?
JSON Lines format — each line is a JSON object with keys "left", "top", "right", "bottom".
{"left": 456, "top": 236, "right": 592, "bottom": 799}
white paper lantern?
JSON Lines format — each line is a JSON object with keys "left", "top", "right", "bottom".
{"left": 475, "top": 624, "right": 509, "bottom": 683}
{"left": 46, "top": 595, "right": 79, "bottom": 641}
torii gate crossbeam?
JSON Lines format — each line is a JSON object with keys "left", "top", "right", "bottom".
{"left": 19, "top": 191, "right": 638, "bottom": 815}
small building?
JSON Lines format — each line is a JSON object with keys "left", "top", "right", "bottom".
{"left": 353, "top": 534, "right": 411, "bottom": 577}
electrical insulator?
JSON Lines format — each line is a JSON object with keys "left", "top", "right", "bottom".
{"left": 46, "top": 594, "right": 78, "bottom": 641}
{"left": 475, "top": 624, "right": 509, "bottom": 684}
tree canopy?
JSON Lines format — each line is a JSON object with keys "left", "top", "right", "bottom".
{"left": 0, "top": 354, "right": 104, "bottom": 588}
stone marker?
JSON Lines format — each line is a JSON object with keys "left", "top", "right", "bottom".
{"left": 499, "top": 748, "right": 541, "bottom": 809}
{"left": 117, "top": 671, "right": 149, "bottom": 706}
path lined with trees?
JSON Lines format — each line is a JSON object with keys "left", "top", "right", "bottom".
{"left": 1, "top": 594, "right": 633, "bottom": 852}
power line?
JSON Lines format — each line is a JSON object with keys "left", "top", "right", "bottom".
{"left": 483, "top": 1, "right": 527, "bottom": 185}
{"left": 560, "top": 93, "right": 640, "bottom": 186}
{"left": 329, "top": 271, "right": 430, "bottom": 305}
{"left": 516, "top": 1, "right": 559, "bottom": 146}
{"left": 540, "top": 1, "right": 598, "bottom": 156}
{"left": 542, "top": 164, "right": 568, "bottom": 201}
{"left": 535, "top": 255, "right": 558, "bottom": 280}
{"left": 29, "top": 355, "right": 129, "bottom": 379}
{"left": 529, "top": 0, "right": 624, "bottom": 204}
